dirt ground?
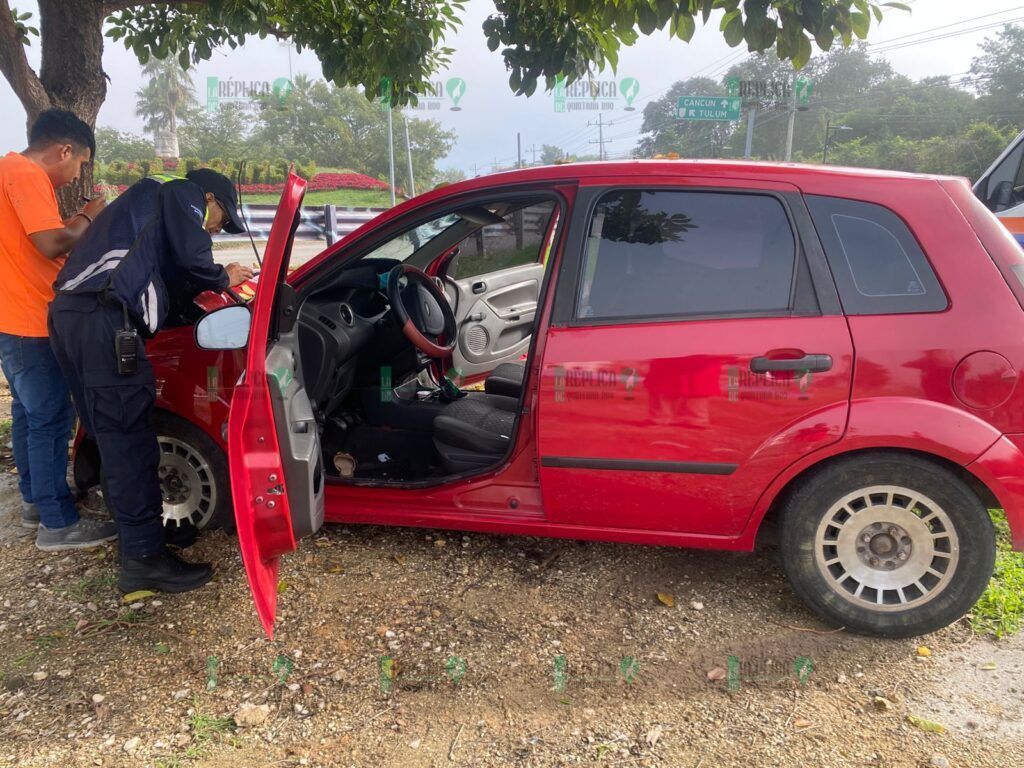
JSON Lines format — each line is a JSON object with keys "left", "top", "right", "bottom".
{"left": 1, "top": 373, "right": 1023, "bottom": 768}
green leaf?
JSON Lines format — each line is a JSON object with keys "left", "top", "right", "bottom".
{"left": 881, "top": 1, "right": 911, "bottom": 10}
{"left": 701, "top": 0, "right": 714, "bottom": 24}
{"left": 792, "top": 33, "right": 812, "bottom": 69}
{"left": 719, "top": 9, "right": 740, "bottom": 32}
{"left": 676, "top": 13, "right": 696, "bottom": 42}
{"left": 723, "top": 13, "right": 744, "bottom": 47}
{"left": 638, "top": 3, "right": 658, "bottom": 36}
{"left": 814, "top": 28, "right": 834, "bottom": 51}
{"left": 850, "top": 11, "right": 870, "bottom": 39}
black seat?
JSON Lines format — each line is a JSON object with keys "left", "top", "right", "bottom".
{"left": 433, "top": 392, "right": 519, "bottom": 473}
{"left": 484, "top": 361, "right": 526, "bottom": 399}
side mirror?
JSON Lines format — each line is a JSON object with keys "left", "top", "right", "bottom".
{"left": 195, "top": 305, "right": 251, "bottom": 350}
{"left": 990, "top": 179, "right": 1016, "bottom": 212}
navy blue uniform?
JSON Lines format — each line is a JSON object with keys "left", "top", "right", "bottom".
{"left": 49, "top": 177, "right": 228, "bottom": 557}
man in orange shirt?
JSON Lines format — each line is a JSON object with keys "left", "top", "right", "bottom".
{"left": 0, "top": 109, "right": 112, "bottom": 549}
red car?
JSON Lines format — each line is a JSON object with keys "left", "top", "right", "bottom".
{"left": 73, "top": 162, "right": 1024, "bottom": 639}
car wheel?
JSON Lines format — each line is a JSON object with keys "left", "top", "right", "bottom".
{"left": 780, "top": 453, "right": 995, "bottom": 638}
{"left": 153, "top": 412, "right": 232, "bottom": 533}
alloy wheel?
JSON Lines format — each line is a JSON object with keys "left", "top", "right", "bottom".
{"left": 813, "top": 485, "right": 960, "bottom": 611}
{"left": 157, "top": 435, "right": 217, "bottom": 530}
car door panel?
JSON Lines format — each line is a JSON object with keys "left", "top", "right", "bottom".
{"left": 450, "top": 261, "right": 544, "bottom": 376}
{"left": 228, "top": 172, "right": 324, "bottom": 637}
{"left": 538, "top": 316, "right": 853, "bottom": 535}
{"left": 537, "top": 180, "right": 854, "bottom": 537}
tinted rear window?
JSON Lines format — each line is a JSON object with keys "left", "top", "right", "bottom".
{"left": 806, "top": 195, "right": 946, "bottom": 315}
{"left": 576, "top": 190, "right": 796, "bottom": 321}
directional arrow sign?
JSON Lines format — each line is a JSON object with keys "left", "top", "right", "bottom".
{"left": 676, "top": 96, "right": 742, "bottom": 122}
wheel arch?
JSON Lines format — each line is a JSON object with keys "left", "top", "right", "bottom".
{"left": 750, "top": 446, "right": 1001, "bottom": 550}
{"left": 72, "top": 407, "right": 226, "bottom": 492}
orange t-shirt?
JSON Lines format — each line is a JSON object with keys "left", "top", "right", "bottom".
{"left": 0, "top": 152, "right": 65, "bottom": 337}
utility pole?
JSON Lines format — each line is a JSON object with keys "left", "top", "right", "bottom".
{"left": 784, "top": 72, "right": 796, "bottom": 162}
{"left": 744, "top": 107, "right": 757, "bottom": 160}
{"left": 401, "top": 115, "right": 413, "bottom": 198}
{"left": 517, "top": 132, "right": 522, "bottom": 169}
{"left": 530, "top": 144, "right": 538, "bottom": 165}
{"left": 386, "top": 107, "right": 396, "bottom": 206}
{"left": 588, "top": 113, "right": 608, "bottom": 160}
{"left": 470, "top": 163, "right": 481, "bottom": 177}
{"left": 822, "top": 119, "right": 853, "bottom": 164}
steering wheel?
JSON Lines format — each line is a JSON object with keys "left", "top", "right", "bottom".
{"left": 386, "top": 264, "right": 457, "bottom": 358}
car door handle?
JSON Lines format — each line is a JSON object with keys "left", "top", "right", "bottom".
{"left": 750, "top": 354, "right": 833, "bottom": 373}
{"left": 471, "top": 281, "right": 487, "bottom": 294}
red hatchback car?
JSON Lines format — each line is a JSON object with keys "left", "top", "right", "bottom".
{"left": 73, "top": 161, "right": 1024, "bottom": 638}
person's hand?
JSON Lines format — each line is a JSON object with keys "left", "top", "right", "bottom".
{"left": 226, "top": 262, "right": 255, "bottom": 288}
{"left": 83, "top": 196, "right": 107, "bottom": 220}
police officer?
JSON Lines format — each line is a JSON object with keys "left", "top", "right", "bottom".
{"left": 48, "top": 170, "right": 254, "bottom": 593}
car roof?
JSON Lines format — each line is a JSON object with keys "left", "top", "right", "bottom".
{"left": 432, "top": 159, "right": 965, "bottom": 196}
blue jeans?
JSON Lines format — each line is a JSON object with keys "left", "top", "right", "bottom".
{"left": 0, "top": 333, "right": 78, "bottom": 529}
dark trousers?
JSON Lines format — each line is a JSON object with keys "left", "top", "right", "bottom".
{"left": 0, "top": 333, "right": 78, "bottom": 528}
{"left": 48, "top": 294, "right": 165, "bottom": 558}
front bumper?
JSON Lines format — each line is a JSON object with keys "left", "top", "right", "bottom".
{"left": 968, "top": 433, "right": 1024, "bottom": 551}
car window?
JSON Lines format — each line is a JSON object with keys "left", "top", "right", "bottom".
{"left": 805, "top": 195, "right": 947, "bottom": 315}
{"left": 361, "top": 213, "right": 461, "bottom": 263}
{"left": 450, "top": 201, "right": 557, "bottom": 279}
{"left": 576, "top": 189, "right": 796, "bottom": 321}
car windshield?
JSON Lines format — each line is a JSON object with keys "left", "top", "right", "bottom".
{"left": 362, "top": 212, "right": 462, "bottom": 263}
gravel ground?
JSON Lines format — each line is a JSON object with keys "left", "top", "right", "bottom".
{"left": 0, "top": 373, "right": 1022, "bottom": 768}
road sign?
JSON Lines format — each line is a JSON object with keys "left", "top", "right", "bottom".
{"left": 677, "top": 96, "right": 742, "bottom": 122}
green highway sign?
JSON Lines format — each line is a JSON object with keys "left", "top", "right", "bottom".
{"left": 676, "top": 96, "right": 742, "bottom": 121}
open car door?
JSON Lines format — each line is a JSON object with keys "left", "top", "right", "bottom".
{"left": 227, "top": 172, "right": 325, "bottom": 636}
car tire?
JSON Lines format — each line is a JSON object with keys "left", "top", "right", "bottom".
{"left": 780, "top": 452, "right": 995, "bottom": 638}
{"left": 153, "top": 411, "right": 234, "bottom": 534}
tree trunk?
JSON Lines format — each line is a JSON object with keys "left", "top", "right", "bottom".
{"left": 34, "top": 0, "right": 108, "bottom": 214}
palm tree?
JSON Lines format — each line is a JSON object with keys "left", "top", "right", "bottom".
{"left": 135, "top": 58, "right": 199, "bottom": 159}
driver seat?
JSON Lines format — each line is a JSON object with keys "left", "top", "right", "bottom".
{"left": 433, "top": 393, "right": 519, "bottom": 473}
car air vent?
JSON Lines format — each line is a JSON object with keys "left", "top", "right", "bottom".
{"left": 466, "top": 324, "right": 489, "bottom": 355}
{"left": 338, "top": 303, "right": 354, "bottom": 326}
{"left": 318, "top": 315, "right": 337, "bottom": 330}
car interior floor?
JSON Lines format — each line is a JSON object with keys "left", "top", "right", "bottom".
{"left": 321, "top": 419, "right": 441, "bottom": 482}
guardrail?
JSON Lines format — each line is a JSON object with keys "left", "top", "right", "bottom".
{"left": 213, "top": 204, "right": 388, "bottom": 245}
{"left": 214, "top": 204, "right": 549, "bottom": 246}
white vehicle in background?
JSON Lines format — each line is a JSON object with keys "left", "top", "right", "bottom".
{"left": 975, "top": 128, "right": 1024, "bottom": 247}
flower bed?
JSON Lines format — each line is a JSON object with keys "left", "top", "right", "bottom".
{"left": 95, "top": 171, "right": 388, "bottom": 197}
{"left": 239, "top": 172, "right": 388, "bottom": 194}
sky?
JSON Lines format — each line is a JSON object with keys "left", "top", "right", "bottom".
{"left": 1, "top": 0, "right": 1021, "bottom": 175}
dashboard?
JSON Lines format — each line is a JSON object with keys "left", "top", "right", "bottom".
{"left": 295, "top": 259, "right": 399, "bottom": 415}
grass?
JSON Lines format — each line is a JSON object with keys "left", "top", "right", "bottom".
{"left": 156, "top": 702, "right": 237, "bottom": 766}
{"left": 0, "top": 418, "right": 10, "bottom": 448}
{"left": 244, "top": 188, "right": 394, "bottom": 207}
{"left": 971, "top": 510, "right": 1024, "bottom": 638}
{"left": 67, "top": 572, "right": 118, "bottom": 602}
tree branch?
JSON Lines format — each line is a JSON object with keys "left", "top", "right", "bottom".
{"left": 0, "top": 0, "right": 49, "bottom": 118}
{"left": 103, "top": 0, "right": 208, "bottom": 13}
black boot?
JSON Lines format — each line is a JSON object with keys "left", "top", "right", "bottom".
{"left": 119, "top": 547, "right": 213, "bottom": 593}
